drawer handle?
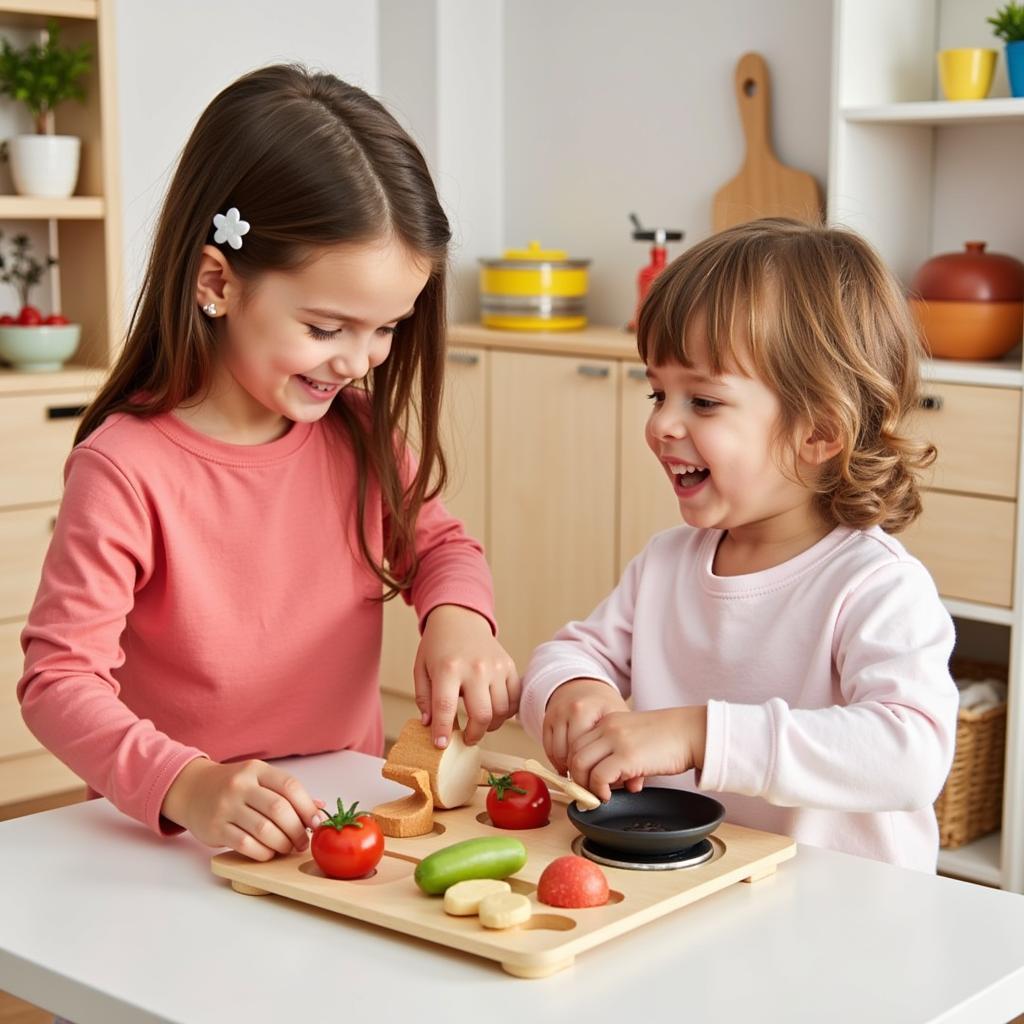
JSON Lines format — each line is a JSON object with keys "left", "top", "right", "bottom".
{"left": 918, "top": 395, "right": 944, "bottom": 412}
{"left": 627, "top": 367, "right": 648, "bottom": 382}
{"left": 46, "top": 404, "right": 88, "bottom": 420}
{"left": 447, "top": 351, "right": 479, "bottom": 366}
{"left": 577, "top": 364, "right": 610, "bottom": 379}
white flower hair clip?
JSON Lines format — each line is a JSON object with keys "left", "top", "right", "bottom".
{"left": 212, "top": 207, "right": 250, "bottom": 250}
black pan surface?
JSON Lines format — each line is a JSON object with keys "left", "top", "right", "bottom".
{"left": 567, "top": 787, "right": 725, "bottom": 856}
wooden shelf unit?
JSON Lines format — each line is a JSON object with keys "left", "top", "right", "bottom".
{"left": 0, "top": 0, "right": 120, "bottom": 816}
{"left": 831, "top": 0, "right": 1024, "bottom": 891}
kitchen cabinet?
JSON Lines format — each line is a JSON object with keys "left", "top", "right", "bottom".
{"left": 619, "top": 360, "right": 681, "bottom": 570}
{"left": 831, "top": 0, "right": 1024, "bottom": 890}
{"left": 488, "top": 349, "right": 618, "bottom": 670}
{"left": 0, "top": 0, "right": 122, "bottom": 819}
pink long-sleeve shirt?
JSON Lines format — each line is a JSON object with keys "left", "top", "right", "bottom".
{"left": 19, "top": 403, "right": 495, "bottom": 835}
{"left": 519, "top": 525, "right": 959, "bottom": 870}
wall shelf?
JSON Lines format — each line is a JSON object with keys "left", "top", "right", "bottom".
{"left": 922, "top": 358, "right": 1024, "bottom": 389}
{"left": 0, "top": 195, "right": 104, "bottom": 219}
{"left": 844, "top": 97, "right": 1024, "bottom": 126}
{"left": 0, "top": 1, "right": 97, "bottom": 20}
{"left": 937, "top": 831, "right": 1003, "bottom": 888}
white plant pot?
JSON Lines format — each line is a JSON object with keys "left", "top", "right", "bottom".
{"left": 8, "top": 135, "right": 81, "bottom": 198}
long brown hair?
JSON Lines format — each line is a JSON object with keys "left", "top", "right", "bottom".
{"left": 76, "top": 64, "right": 451, "bottom": 595}
{"left": 638, "top": 218, "right": 935, "bottom": 533}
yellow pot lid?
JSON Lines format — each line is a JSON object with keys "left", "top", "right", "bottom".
{"left": 479, "top": 239, "right": 590, "bottom": 268}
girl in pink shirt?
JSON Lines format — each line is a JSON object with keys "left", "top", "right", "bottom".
{"left": 19, "top": 65, "right": 517, "bottom": 863}
{"left": 520, "top": 219, "right": 959, "bottom": 869}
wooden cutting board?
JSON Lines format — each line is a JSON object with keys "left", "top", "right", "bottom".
{"left": 211, "top": 783, "right": 796, "bottom": 978}
{"left": 712, "top": 52, "right": 822, "bottom": 232}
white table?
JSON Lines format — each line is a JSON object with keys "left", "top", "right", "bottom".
{"left": 2, "top": 749, "right": 1024, "bottom": 1024}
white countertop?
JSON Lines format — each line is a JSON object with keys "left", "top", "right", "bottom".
{"left": 2, "top": 749, "right": 1024, "bottom": 1024}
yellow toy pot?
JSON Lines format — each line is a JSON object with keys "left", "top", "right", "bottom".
{"left": 479, "top": 240, "right": 590, "bottom": 331}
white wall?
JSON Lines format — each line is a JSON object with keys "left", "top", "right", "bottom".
{"left": 111, "top": 1, "right": 835, "bottom": 330}
{"left": 502, "top": 0, "right": 833, "bottom": 327}
{"left": 112, "top": 0, "right": 378, "bottom": 315}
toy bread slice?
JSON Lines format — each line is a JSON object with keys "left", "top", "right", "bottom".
{"left": 442, "top": 878, "right": 512, "bottom": 917}
{"left": 478, "top": 891, "right": 532, "bottom": 929}
{"left": 385, "top": 718, "right": 481, "bottom": 809}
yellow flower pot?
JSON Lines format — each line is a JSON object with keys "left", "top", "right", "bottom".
{"left": 937, "top": 48, "right": 997, "bottom": 101}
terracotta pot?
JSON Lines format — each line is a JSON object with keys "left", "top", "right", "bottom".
{"left": 909, "top": 298, "right": 1023, "bottom": 361}
{"left": 909, "top": 243, "right": 1024, "bottom": 360}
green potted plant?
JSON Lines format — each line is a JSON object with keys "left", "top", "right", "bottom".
{"left": 0, "top": 231, "right": 79, "bottom": 372}
{"left": 0, "top": 19, "right": 91, "bottom": 198}
{"left": 989, "top": 1, "right": 1024, "bottom": 97}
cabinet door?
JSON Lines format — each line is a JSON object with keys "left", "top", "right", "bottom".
{"left": 379, "top": 348, "right": 488, "bottom": 706}
{"left": 907, "top": 383, "right": 1020, "bottom": 499}
{"left": 0, "top": 505, "right": 57, "bottom": 621}
{"left": 0, "top": 391, "right": 92, "bottom": 507}
{"left": 490, "top": 350, "right": 618, "bottom": 671}
{"left": 619, "top": 362, "right": 682, "bottom": 572}
{"left": 0, "top": 620, "right": 39, "bottom": 760}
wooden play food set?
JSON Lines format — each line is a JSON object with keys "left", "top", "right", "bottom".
{"left": 211, "top": 723, "right": 797, "bottom": 978}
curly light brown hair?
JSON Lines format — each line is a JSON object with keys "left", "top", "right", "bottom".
{"left": 637, "top": 217, "right": 934, "bottom": 533}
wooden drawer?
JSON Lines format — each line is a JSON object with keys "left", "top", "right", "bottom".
{"left": 908, "top": 383, "right": 1020, "bottom": 499}
{"left": 0, "top": 620, "right": 39, "bottom": 761}
{"left": 0, "top": 390, "right": 92, "bottom": 507}
{"left": 0, "top": 504, "right": 55, "bottom": 620}
{"left": 901, "top": 491, "right": 1015, "bottom": 607}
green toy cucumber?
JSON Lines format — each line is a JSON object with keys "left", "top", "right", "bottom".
{"left": 414, "top": 836, "right": 527, "bottom": 895}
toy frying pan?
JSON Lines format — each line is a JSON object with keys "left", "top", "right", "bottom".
{"left": 567, "top": 787, "right": 726, "bottom": 856}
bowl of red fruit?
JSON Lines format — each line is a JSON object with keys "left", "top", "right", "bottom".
{"left": 0, "top": 306, "right": 81, "bottom": 372}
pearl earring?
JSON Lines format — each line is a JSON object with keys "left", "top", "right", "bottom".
{"left": 202, "top": 302, "right": 218, "bottom": 316}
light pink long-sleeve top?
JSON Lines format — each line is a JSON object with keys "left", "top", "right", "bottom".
{"left": 19, "top": 403, "right": 495, "bottom": 835}
{"left": 519, "top": 525, "right": 958, "bottom": 870}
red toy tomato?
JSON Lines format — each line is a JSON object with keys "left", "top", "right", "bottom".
{"left": 537, "top": 855, "right": 609, "bottom": 908}
{"left": 310, "top": 799, "right": 385, "bottom": 880}
{"left": 17, "top": 305, "right": 42, "bottom": 326}
{"left": 0, "top": 314, "right": 14, "bottom": 325}
{"left": 44, "top": 313, "right": 69, "bottom": 325}
{"left": 485, "top": 771, "right": 551, "bottom": 829}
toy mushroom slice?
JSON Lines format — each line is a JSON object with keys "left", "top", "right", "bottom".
{"left": 383, "top": 718, "right": 481, "bottom": 809}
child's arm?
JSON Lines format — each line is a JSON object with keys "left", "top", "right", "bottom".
{"left": 697, "top": 560, "right": 958, "bottom": 812}
{"left": 520, "top": 544, "right": 652, "bottom": 767}
{"left": 385, "top": 445, "right": 514, "bottom": 749}
{"left": 413, "top": 602, "right": 518, "bottom": 747}
{"left": 18, "top": 448, "right": 320, "bottom": 850}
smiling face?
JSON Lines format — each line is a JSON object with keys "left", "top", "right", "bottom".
{"left": 193, "top": 236, "right": 431, "bottom": 437}
{"left": 644, "top": 320, "right": 819, "bottom": 544}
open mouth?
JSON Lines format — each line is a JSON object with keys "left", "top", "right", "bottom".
{"left": 298, "top": 374, "right": 340, "bottom": 394}
{"left": 668, "top": 462, "right": 710, "bottom": 489}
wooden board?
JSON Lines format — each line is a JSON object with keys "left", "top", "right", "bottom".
{"left": 712, "top": 52, "right": 822, "bottom": 232}
{"left": 212, "top": 784, "right": 796, "bottom": 978}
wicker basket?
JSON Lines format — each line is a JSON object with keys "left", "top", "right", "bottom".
{"left": 935, "top": 658, "right": 1008, "bottom": 850}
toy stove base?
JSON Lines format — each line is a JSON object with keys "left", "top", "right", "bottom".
{"left": 572, "top": 834, "right": 716, "bottom": 870}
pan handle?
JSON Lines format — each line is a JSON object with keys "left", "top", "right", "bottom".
{"left": 479, "top": 751, "right": 602, "bottom": 810}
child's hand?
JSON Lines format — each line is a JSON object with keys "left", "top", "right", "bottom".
{"left": 567, "top": 706, "right": 708, "bottom": 802}
{"left": 543, "top": 678, "right": 631, "bottom": 778}
{"left": 415, "top": 604, "right": 519, "bottom": 748}
{"left": 161, "top": 757, "right": 322, "bottom": 861}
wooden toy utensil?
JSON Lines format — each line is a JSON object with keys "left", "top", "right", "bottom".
{"left": 521, "top": 758, "right": 601, "bottom": 811}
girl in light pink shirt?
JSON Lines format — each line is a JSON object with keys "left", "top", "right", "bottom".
{"left": 19, "top": 66, "right": 517, "bottom": 863}
{"left": 520, "top": 219, "right": 959, "bottom": 870}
